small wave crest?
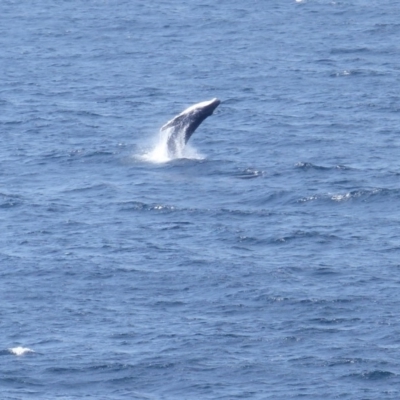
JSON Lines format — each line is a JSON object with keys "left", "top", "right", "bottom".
{"left": 235, "top": 168, "right": 265, "bottom": 179}
{"left": 298, "top": 188, "right": 399, "bottom": 204}
{"left": 295, "top": 162, "right": 350, "bottom": 171}
{"left": 346, "top": 370, "right": 396, "bottom": 380}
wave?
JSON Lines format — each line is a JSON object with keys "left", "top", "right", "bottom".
{"left": 0, "top": 192, "right": 23, "bottom": 208}
{"left": 117, "top": 200, "right": 279, "bottom": 218}
{"left": 345, "top": 370, "right": 396, "bottom": 381}
{"left": 298, "top": 188, "right": 400, "bottom": 204}
{"left": 295, "top": 162, "right": 351, "bottom": 171}
{"left": 234, "top": 168, "right": 265, "bottom": 179}
{"left": 273, "top": 230, "right": 341, "bottom": 244}
{"left": 330, "top": 69, "right": 388, "bottom": 78}
{"left": 330, "top": 47, "right": 370, "bottom": 54}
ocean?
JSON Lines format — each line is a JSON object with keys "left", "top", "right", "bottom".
{"left": 1, "top": 0, "right": 400, "bottom": 398}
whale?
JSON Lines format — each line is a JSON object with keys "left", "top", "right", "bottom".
{"left": 160, "top": 98, "right": 220, "bottom": 157}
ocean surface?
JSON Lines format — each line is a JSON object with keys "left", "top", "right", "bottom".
{"left": 1, "top": 0, "right": 400, "bottom": 398}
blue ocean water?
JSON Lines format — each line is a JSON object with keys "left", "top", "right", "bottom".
{"left": 1, "top": 0, "right": 400, "bottom": 398}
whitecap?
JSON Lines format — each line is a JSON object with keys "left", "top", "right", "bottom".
{"left": 331, "top": 193, "right": 352, "bottom": 202}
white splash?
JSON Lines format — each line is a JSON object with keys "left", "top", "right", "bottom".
{"left": 9, "top": 346, "right": 34, "bottom": 356}
{"left": 141, "top": 130, "right": 171, "bottom": 163}
{"left": 140, "top": 128, "right": 204, "bottom": 163}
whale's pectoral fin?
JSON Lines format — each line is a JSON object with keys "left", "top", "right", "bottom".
{"left": 160, "top": 114, "right": 186, "bottom": 132}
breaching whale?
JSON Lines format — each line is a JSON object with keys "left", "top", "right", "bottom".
{"left": 160, "top": 98, "right": 220, "bottom": 158}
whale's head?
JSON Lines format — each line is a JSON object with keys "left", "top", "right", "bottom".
{"left": 185, "top": 98, "right": 220, "bottom": 119}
